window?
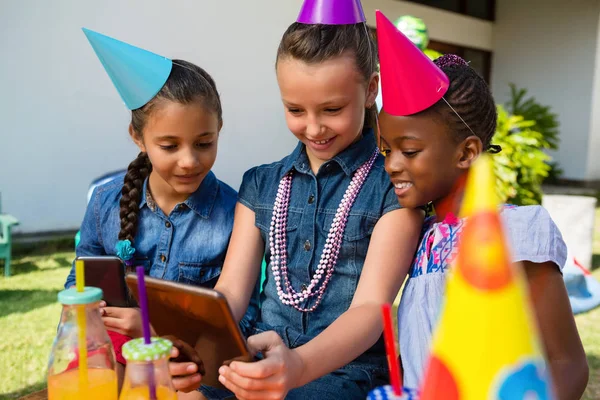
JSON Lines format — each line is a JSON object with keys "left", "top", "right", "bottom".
{"left": 427, "top": 40, "right": 492, "bottom": 83}
{"left": 403, "top": 0, "right": 495, "bottom": 21}
{"left": 370, "top": 28, "right": 493, "bottom": 84}
{"left": 407, "top": 0, "right": 460, "bottom": 14}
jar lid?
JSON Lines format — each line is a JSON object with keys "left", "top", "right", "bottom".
{"left": 57, "top": 287, "right": 103, "bottom": 305}
{"left": 123, "top": 337, "right": 173, "bottom": 362}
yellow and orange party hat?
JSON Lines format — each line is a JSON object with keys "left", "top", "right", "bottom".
{"left": 420, "top": 155, "right": 554, "bottom": 400}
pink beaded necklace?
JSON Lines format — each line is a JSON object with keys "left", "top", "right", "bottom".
{"left": 269, "top": 149, "right": 379, "bottom": 312}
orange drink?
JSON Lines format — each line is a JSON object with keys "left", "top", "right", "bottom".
{"left": 47, "top": 368, "right": 118, "bottom": 400}
{"left": 119, "top": 385, "right": 177, "bottom": 400}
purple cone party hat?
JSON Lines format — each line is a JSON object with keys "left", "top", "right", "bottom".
{"left": 82, "top": 28, "right": 172, "bottom": 110}
{"left": 297, "top": 0, "right": 366, "bottom": 25}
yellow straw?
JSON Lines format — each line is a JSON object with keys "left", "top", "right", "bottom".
{"left": 75, "top": 260, "right": 88, "bottom": 389}
{"left": 76, "top": 260, "right": 85, "bottom": 292}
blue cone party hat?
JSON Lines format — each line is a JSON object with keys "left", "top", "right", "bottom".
{"left": 82, "top": 28, "right": 172, "bottom": 110}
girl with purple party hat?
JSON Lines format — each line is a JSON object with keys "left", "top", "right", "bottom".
{"left": 203, "top": 0, "right": 422, "bottom": 399}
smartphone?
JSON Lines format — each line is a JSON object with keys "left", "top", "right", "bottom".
{"left": 76, "top": 256, "right": 132, "bottom": 307}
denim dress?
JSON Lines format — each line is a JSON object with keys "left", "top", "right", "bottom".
{"left": 237, "top": 130, "right": 401, "bottom": 399}
{"left": 397, "top": 205, "right": 568, "bottom": 390}
{"left": 65, "top": 170, "right": 259, "bottom": 336}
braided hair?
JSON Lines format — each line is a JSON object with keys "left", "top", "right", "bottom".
{"left": 427, "top": 54, "right": 498, "bottom": 151}
{"left": 118, "top": 60, "right": 222, "bottom": 244}
{"left": 118, "top": 152, "right": 152, "bottom": 242}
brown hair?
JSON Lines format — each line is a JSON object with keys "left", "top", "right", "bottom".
{"left": 276, "top": 22, "right": 378, "bottom": 132}
{"left": 118, "top": 60, "right": 221, "bottom": 243}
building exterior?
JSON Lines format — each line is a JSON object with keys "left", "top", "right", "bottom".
{"left": 2, "top": 0, "right": 599, "bottom": 233}
{"left": 367, "top": 0, "right": 600, "bottom": 187}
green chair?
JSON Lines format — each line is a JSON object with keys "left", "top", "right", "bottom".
{"left": 260, "top": 258, "right": 267, "bottom": 294}
{"left": 0, "top": 193, "right": 20, "bottom": 277}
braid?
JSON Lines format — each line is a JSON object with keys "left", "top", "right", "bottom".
{"left": 118, "top": 152, "right": 151, "bottom": 243}
{"left": 429, "top": 55, "right": 497, "bottom": 149}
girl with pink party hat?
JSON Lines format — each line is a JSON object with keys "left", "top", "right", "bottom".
{"left": 197, "top": 1, "right": 423, "bottom": 399}
{"left": 375, "top": 10, "right": 588, "bottom": 400}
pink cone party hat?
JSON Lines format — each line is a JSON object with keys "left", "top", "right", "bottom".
{"left": 376, "top": 11, "right": 449, "bottom": 116}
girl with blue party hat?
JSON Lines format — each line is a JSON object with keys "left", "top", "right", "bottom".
{"left": 64, "top": 28, "right": 259, "bottom": 393}
{"left": 375, "top": 10, "right": 588, "bottom": 399}
{"left": 198, "top": 0, "right": 423, "bottom": 399}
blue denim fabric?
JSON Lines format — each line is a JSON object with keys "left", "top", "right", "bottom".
{"left": 222, "top": 130, "right": 401, "bottom": 397}
{"left": 200, "top": 319, "right": 389, "bottom": 400}
{"left": 64, "top": 170, "right": 259, "bottom": 336}
{"left": 254, "top": 322, "right": 389, "bottom": 400}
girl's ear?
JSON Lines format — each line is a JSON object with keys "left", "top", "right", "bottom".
{"left": 456, "top": 136, "right": 483, "bottom": 170}
{"left": 366, "top": 72, "right": 379, "bottom": 108}
{"left": 129, "top": 124, "right": 146, "bottom": 152}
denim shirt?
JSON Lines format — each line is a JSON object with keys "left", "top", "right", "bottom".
{"left": 238, "top": 130, "right": 400, "bottom": 365}
{"left": 65, "top": 170, "right": 259, "bottom": 335}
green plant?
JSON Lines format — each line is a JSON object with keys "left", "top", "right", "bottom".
{"left": 505, "top": 83, "right": 560, "bottom": 150}
{"left": 492, "top": 105, "right": 551, "bottom": 205}
{"left": 505, "top": 84, "right": 562, "bottom": 183}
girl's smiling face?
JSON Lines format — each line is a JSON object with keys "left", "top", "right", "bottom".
{"left": 276, "top": 54, "right": 377, "bottom": 172}
{"left": 131, "top": 101, "right": 221, "bottom": 204}
{"left": 378, "top": 110, "right": 480, "bottom": 209}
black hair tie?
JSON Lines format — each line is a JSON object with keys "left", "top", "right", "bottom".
{"left": 488, "top": 144, "right": 502, "bottom": 154}
{"left": 419, "top": 202, "right": 434, "bottom": 215}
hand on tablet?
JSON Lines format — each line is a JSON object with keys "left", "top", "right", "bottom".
{"left": 99, "top": 302, "right": 144, "bottom": 338}
{"left": 165, "top": 336, "right": 205, "bottom": 392}
{"left": 217, "top": 331, "right": 304, "bottom": 400}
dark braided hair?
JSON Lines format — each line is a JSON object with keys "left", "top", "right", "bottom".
{"left": 425, "top": 54, "right": 497, "bottom": 151}
{"left": 118, "top": 152, "right": 151, "bottom": 242}
{"left": 118, "top": 59, "right": 222, "bottom": 243}
{"left": 276, "top": 22, "right": 379, "bottom": 132}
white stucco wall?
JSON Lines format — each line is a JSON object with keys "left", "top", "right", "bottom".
{"left": 492, "top": 0, "right": 600, "bottom": 180}
{"left": 587, "top": 11, "right": 600, "bottom": 181}
{"left": 0, "top": 0, "right": 303, "bottom": 233}
{"left": 4, "top": 0, "right": 600, "bottom": 234}
{"left": 362, "top": 0, "right": 493, "bottom": 51}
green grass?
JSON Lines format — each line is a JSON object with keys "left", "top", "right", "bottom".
{"left": 577, "top": 275, "right": 600, "bottom": 400}
{"left": 0, "top": 252, "right": 73, "bottom": 399}
{"left": 575, "top": 207, "right": 600, "bottom": 400}
{"left": 1, "top": 210, "right": 600, "bottom": 398}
